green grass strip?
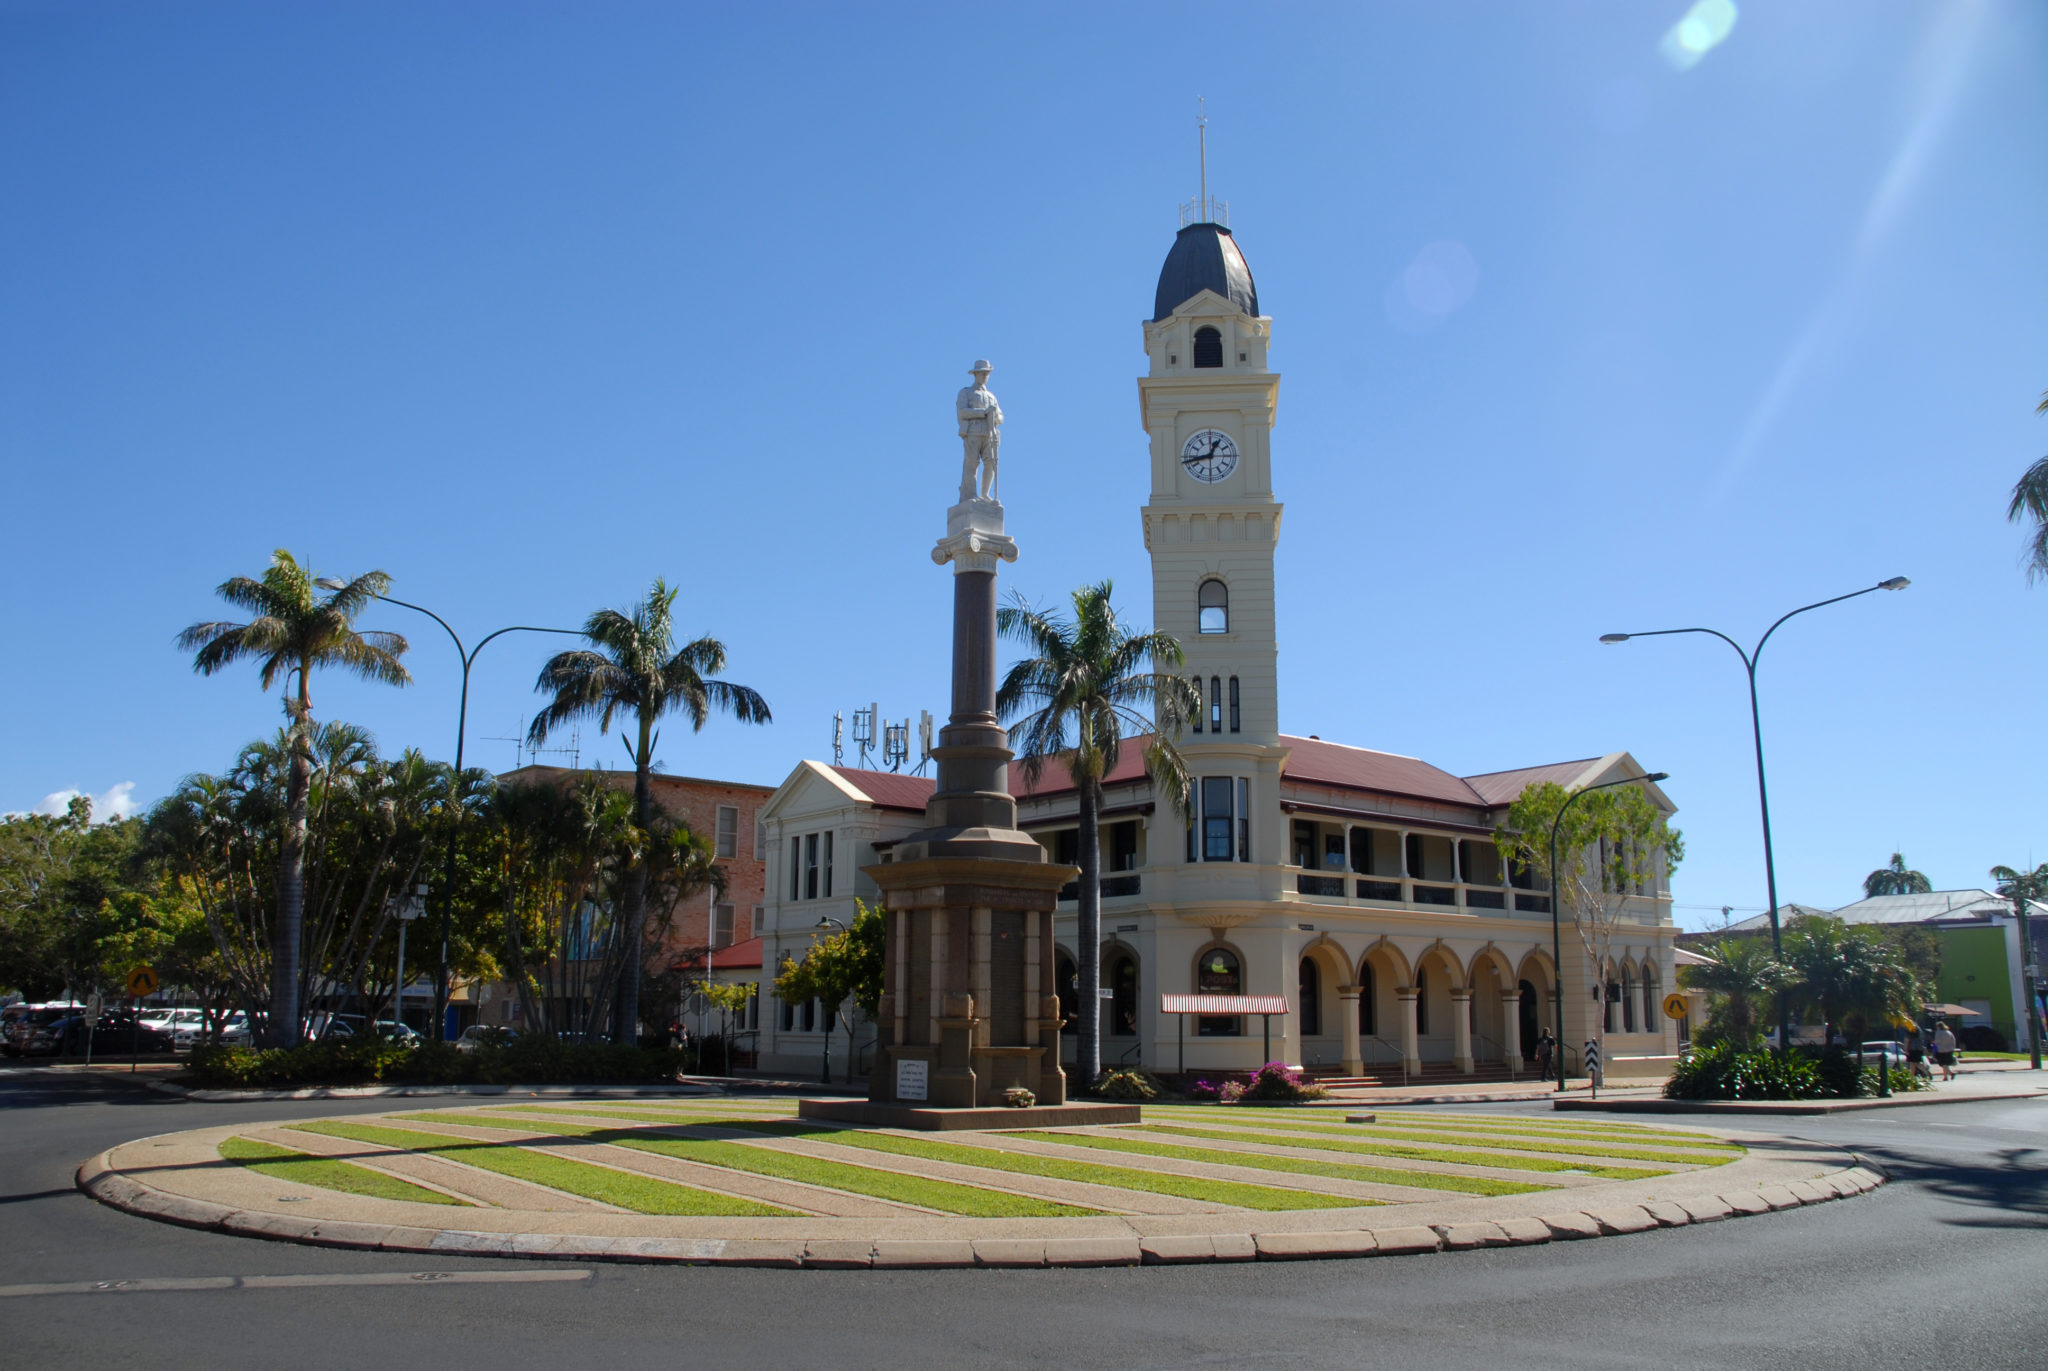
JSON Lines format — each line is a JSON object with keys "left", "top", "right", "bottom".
{"left": 288, "top": 1120, "right": 795, "bottom": 1216}
{"left": 1012, "top": 1131, "right": 1545, "bottom": 1197}
{"left": 481, "top": 1105, "right": 769, "bottom": 1128}
{"left": 1132, "top": 1124, "right": 1666, "bottom": 1181}
{"left": 1143, "top": 1106, "right": 1721, "bottom": 1148}
{"left": 716, "top": 1122, "right": 1356, "bottom": 1212}
{"left": 1149, "top": 1111, "right": 1737, "bottom": 1157}
{"left": 1334, "top": 1125, "right": 1737, "bottom": 1165}
{"left": 390, "top": 1113, "right": 1088, "bottom": 1217}
{"left": 219, "top": 1136, "right": 471, "bottom": 1205}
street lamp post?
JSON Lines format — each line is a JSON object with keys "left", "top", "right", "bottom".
{"left": 318, "top": 581, "right": 580, "bottom": 1041}
{"left": 1601, "top": 577, "right": 1909, "bottom": 1053}
{"left": 815, "top": 915, "right": 847, "bottom": 1087}
{"left": 1548, "top": 773, "right": 1670, "bottom": 1096}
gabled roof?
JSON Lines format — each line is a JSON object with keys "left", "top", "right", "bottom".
{"left": 1280, "top": 736, "right": 1488, "bottom": 808}
{"left": 1832, "top": 890, "right": 2023, "bottom": 925}
{"left": 676, "top": 935, "right": 763, "bottom": 972}
{"left": 828, "top": 766, "right": 935, "bottom": 813}
{"left": 1462, "top": 758, "right": 1604, "bottom": 806}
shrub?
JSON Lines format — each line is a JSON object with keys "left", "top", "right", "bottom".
{"left": 1218, "top": 1080, "right": 1247, "bottom": 1104}
{"left": 1094, "top": 1068, "right": 1165, "bottom": 1101}
{"left": 1182, "top": 1077, "right": 1222, "bottom": 1102}
{"left": 1667, "top": 1041, "right": 1827, "bottom": 1101}
{"left": 1232, "top": 1061, "right": 1330, "bottom": 1104}
{"left": 184, "top": 1035, "right": 686, "bottom": 1090}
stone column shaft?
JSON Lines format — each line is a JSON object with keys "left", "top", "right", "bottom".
{"left": 1338, "top": 985, "right": 1363, "bottom": 1075}
{"left": 1397, "top": 988, "right": 1421, "bottom": 1074}
{"left": 1450, "top": 988, "right": 1475, "bottom": 1074}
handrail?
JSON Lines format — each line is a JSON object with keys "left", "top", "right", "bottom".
{"left": 1361, "top": 1034, "right": 1408, "bottom": 1088}
{"left": 1472, "top": 1030, "right": 1517, "bottom": 1079}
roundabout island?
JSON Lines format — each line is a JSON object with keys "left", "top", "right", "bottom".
{"left": 78, "top": 1095, "right": 1883, "bottom": 1268}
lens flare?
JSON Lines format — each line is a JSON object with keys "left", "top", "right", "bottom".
{"left": 1660, "top": 0, "right": 1738, "bottom": 70}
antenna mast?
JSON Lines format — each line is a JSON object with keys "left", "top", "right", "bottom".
{"left": 1198, "top": 95, "right": 1207, "bottom": 211}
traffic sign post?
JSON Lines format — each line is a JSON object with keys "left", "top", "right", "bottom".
{"left": 124, "top": 967, "right": 158, "bottom": 1075}
{"left": 1583, "top": 1039, "right": 1602, "bottom": 1099}
{"left": 1662, "top": 992, "right": 1689, "bottom": 1022}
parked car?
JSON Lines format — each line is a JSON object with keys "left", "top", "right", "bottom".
{"left": 305, "top": 1013, "right": 421, "bottom": 1045}
{"left": 173, "top": 1012, "right": 251, "bottom": 1049}
{"left": 454, "top": 1024, "right": 518, "bottom": 1054}
{"left": 27, "top": 1013, "right": 175, "bottom": 1057}
{"left": 4, "top": 1004, "right": 87, "bottom": 1057}
{"left": 1858, "top": 1042, "right": 1909, "bottom": 1071}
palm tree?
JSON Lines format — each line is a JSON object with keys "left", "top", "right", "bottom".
{"left": 997, "top": 580, "right": 1196, "bottom": 1090}
{"left": 1990, "top": 863, "right": 2046, "bottom": 1063}
{"left": 1679, "top": 937, "right": 1792, "bottom": 1050}
{"left": 527, "top": 579, "right": 770, "bottom": 1044}
{"left": 1781, "top": 916, "right": 1923, "bottom": 1045}
{"left": 177, "top": 550, "right": 408, "bottom": 1045}
{"left": 2004, "top": 389, "right": 2048, "bottom": 582}
{"left": 1863, "top": 852, "right": 1932, "bottom": 899}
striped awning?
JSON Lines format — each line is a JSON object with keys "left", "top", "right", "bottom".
{"left": 1160, "top": 995, "right": 1290, "bottom": 1016}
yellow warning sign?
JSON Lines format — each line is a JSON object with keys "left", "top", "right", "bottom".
{"left": 125, "top": 966, "right": 159, "bottom": 998}
{"left": 1662, "top": 991, "right": 1689, "bottom": 1021}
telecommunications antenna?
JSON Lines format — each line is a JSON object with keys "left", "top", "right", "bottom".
{"left": 832, "top": 711, "right": 844, "bottom": 766}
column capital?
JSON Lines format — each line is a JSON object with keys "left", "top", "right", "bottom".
{"left": 1449, "top": 987, "right": 1474, "bottom": 1002}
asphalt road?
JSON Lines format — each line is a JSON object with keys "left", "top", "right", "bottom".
{"left": 3, "top": 1068, "right": 2042, "bottom": 1369}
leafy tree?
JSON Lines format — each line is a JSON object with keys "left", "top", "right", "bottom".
{"left": 527, "top": 579, "right": 769, "bottom": 1043}
{"left": 997, "top": 581, "right": 1195, "bottom": 1090}
{"left": 1991, "top": 862, "right": 2047, "bottom": 1054}
{"left": 1780, "top": 916, "right": 1923, "bottom": 1045}
{"left": 772, "top": 899, "right": 886, "bottom": 1084}
{"left": 1862, "top": 852, "right": 1932, "bottom": 899}
{"left": 1679, "top": 937, "right": 1793, "bottom": 1050}
{"left": 1492, "top": 780, "right": 1684, "bottom": 1051}
{"left": 485, "top": 773, "right": 721, "bottom": 1042}
{"left": 2004, "top": 389, "right": 2048, "bottom": 582}
{"left": 0, "top": 798, "right": 149, "bottom": 1001}
{"left": 177, "top": 551, "right": 409, "bottom": 1043}
{"left": 141, "top": 724, "right": 493, "bottom": 1036}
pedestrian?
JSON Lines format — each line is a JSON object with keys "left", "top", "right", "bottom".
{"left": 1931, "top": 1020, "right": 1958, "bottom": 1082}
{"left": 1905, "top": 1030, "right": 1927, "bottom": 1082}
{"left": 1534, "top": 1030, "right": 1555, "bottom": 1082}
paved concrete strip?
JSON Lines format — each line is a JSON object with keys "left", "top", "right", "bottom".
{"left": 395, "top": 1115, "right": 1096, "bottom": 1217}
{"left": 269, "top": 1124, "right": 629, "bottom": 1214}
{"left": 728, "top": 1133, "right": 1216, "bottom": 1216}
{"left": 238, "top": 1127, "right": 506, "bottom": 1209}
{"left": 937, "top": 1131, "right": 1408, "bottom": 1205}
{"left": 0, "top": 1270, "right": 592, "bottom": 1298}
{"left": 958, "top": 1131, "right": 1516, "bottom": 1206}
{"left": 1118, "top": 1124, "right": 1632, "bottom": 1189}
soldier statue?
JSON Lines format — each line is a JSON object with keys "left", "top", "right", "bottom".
{"left": 957, "top": 360, "right": 1003, "bottom": 502}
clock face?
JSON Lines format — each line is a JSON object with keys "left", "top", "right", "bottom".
{"left": 1180, "top": 429, "right": 1240, "bottom": 484}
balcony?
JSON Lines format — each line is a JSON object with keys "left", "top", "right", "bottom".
{"left": 1058, "top": 873, "right": 1143, "bottom": 903}
{"left": 1285, "top": 865, "right": 1569, "bottom": 919}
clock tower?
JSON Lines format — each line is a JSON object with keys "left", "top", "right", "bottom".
{"left": 1140, "top": 215, "right": 1286, "bottom": 869}
{"left": 1141, "top": 217, "right": 1283, "bottom": 738}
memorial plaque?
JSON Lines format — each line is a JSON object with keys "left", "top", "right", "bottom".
{"left": 896, "top": 1058, "right": 929, "bottom": 1102}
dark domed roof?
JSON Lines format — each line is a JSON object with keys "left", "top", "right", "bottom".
{"left": 1153, "top": 222, "right": 1258, "bottom": 321}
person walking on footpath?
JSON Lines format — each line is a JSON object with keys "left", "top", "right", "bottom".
{"left": 1905, "top": 1029, "right": 1928, "bottom": 1082}
{"left": 1931, "top": 1020, "right": 1959, "bottom": 1082}
{"left": 1535, "top": 1030, "right": 1556, "bottom": 1082}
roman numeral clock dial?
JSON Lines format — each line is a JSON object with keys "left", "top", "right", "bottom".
{"left": 1179, "top": 428, "right": 1239, "bottom": 484}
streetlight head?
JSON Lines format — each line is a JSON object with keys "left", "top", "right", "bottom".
{"left": 1878, "top": 576, "right": 1910, "bottom": 591}
{"left": 816, "top": 916, "right": 834, "bottom": 930}
{"left": 1598, "top": 633, "right": 1630, "bottom": 644}
{"left": 1643, "top": 771, "right": 1669, "bottom": 783}
{"left": 314, "top": 577, "right": 345, "bottom": 591}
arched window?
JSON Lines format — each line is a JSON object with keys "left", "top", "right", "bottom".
{"left": 1358, "top": 962, "right": 1377, "bottom": 1037}
{"left": 1299, "top": 957, "right": 1321, "bottom": 1037}
{"left": 1209, "top": 676, "right": 1223, "bottom": 732}
{"left": 1198, "top": 579, "right": 1228, "bottom": 634}
{"left": 1190, "top": 675, "right": 1203, "bottom": 733}
{"left": 1415, "top": 968, "right": 1429, "bottom": 1036}
{"left": 1641, "top": 964, "right": 1660, "bottom": 1032}
{"left": 1604, "top": 971, "right": 1620, "bottom": 1033}
{"left": 1055, "top": 949, "right": 1078, "bottom": 1029}
{"left": 1196, "top": 946, "right": 1242, "bottom": 1036}
{"left": 1228, "top": 676, "right": 1240, "bottom": 733}
{"left": 1622, "top": 968, "right": 1637, "bottom": 1033}
{"left": 1108, "top": 951, "right": 1139, "bottom": 1036}
{"left": 1193, "top": 325, "right": 1223, "bottom": 368}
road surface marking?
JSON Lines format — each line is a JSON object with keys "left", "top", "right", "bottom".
{"left": 0, "top": 1269, "right": 593, "bottom": 1298}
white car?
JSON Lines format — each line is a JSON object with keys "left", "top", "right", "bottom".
{"left": 174, "top": 1011, "right": 250, "bottom": 1048}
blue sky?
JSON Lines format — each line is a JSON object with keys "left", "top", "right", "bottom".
{"left": 4, "top": 2, "right": 2043, "bottom": 929}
